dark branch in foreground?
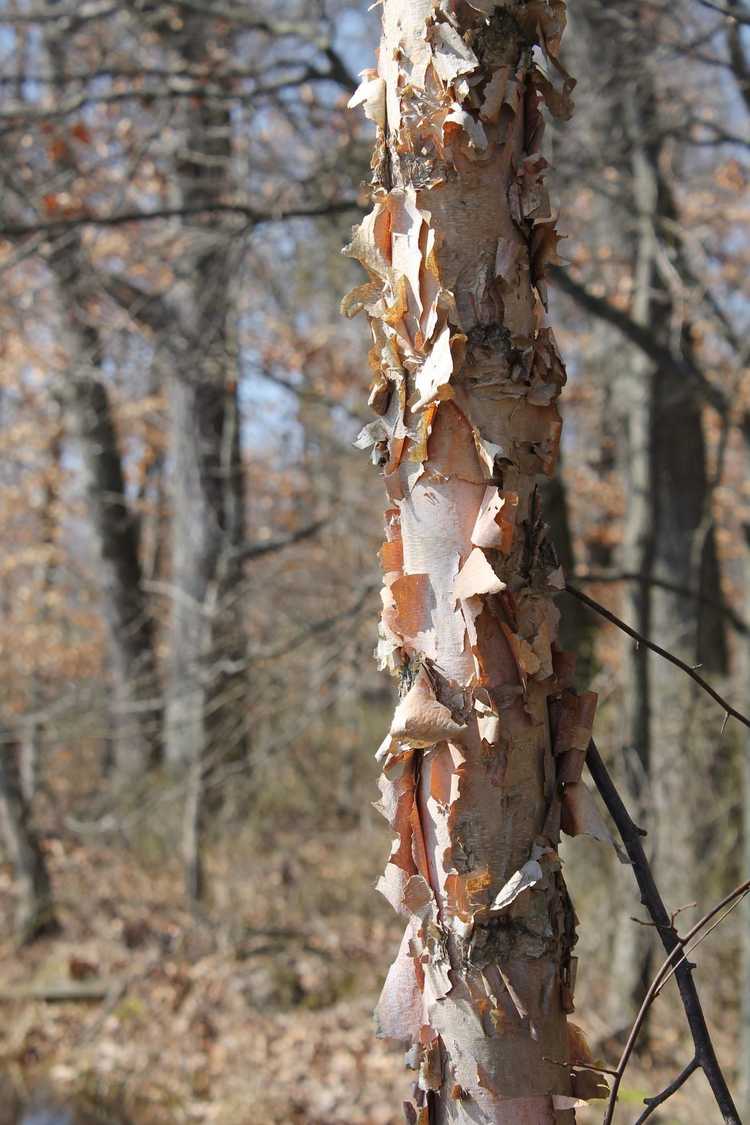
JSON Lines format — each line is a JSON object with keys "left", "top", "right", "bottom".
{"left": 566, "top": 584, "right": 750, "bottom": 731}
{"left": 586, "top": 740, "right": 741, "bottom": 1124}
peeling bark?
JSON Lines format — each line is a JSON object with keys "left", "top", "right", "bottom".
{"left": 346, "top": 4, "right": 603, "bottom": 1120}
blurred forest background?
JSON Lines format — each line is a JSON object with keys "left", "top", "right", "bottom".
{"left": 0, "top": 0, "right": 747, "bottom": 1122}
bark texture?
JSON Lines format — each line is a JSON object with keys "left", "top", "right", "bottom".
{"left": 346, "top": 3, "right": 604, "bottom": 1120}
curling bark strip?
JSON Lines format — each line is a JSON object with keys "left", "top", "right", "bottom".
{"left": 344, "top": 3, "right": 606, "bottom": 1121}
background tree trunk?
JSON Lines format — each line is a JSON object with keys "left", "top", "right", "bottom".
{"left": 0, "top": 737, "right": 59, "bottom": 945}
{"left": 50, "top": 241, "right": 162, "bottom": 778}
{"left": 164, "top": 18, "right": 248, "bottom": 897}
{"left": 165, "top": 19, "right": 247, "bottom": 775}
{"left": 590, "top": 10, "right": 728, "bottom": 1028}
{"left": 44, "top": 35, "right": 162, "bottom": 779}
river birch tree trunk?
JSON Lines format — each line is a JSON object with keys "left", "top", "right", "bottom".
{"left": 346, "top": 3, "right": 606, "bottom": 1120}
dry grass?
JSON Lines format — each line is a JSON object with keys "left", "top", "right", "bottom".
{"left": 0, "top": 745, "right": 740, "bottom": 1125}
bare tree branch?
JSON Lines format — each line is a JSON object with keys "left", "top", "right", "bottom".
{"left": 609, "top": 881, "right": 750, "bottom": 1123}
{"left": 632, "top": 1057, "right": 699, "bottom": 1123}
{"left": 0, "top": 198, "right": 359, "bottom": 239}
{"left": 549, "top": 265, "right": 730, "bottom": 418}
{"left": 696, "top": 0, "right": 750, "bottom": 23}
{"left": 0, "top": 67, "right": 350, "bottom": 123}
{"left": 566, "top": 584, "right": 750, "bottom": 730}
{"left": 235, "top": 519, "right": 327, "bottom": 562}
{"left": 257, "top": 367, "right": 362, "bottom": 423}
{"left": 0, "top": 1, "right": 118, "bottom": 25}
{"left": 585, "top": 740, "right": 741, "bottom": 1125}
{"left": 573, "top": 569, "right": 747, "bottom": 635}
{"left": 258, "top": 580, "right": 378, "bottom": 663}
{"left": 725, "top": 0, "right": 750, "bottom": 111}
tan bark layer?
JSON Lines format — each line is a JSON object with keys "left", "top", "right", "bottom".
{"left": 345, "top": 3, "right": 607, "bottom": 1121}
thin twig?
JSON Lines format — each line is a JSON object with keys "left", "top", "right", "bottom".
{"left": 655, "top": 891, "right": 750, "bottom": 1001}
{"left": 608, "top": 880, "right": 749, "bottom": 1124}
{"left": 572, "top": 569, "right": 748, "bottom": 635}
{"left": 0, "top": 198, "right": 359, "bottom": 239}
{"left": 585, "top": 741, "right": 740, "bottom": 1125}
{"left": 234, "top": 518, "right": 327, "bottom": 561}
{"left": 567, "top": 584, "right": 750, "bottom": 730}
{"left": 632, "top": 1057, "right": 699, "bottom": 1124}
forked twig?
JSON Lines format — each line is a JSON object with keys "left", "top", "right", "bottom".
{"left": 606, "top": 880, "right": 748, "bottom": 1124}
{"left": 586, "top": 740, "right": 741, "bottom": 1124}
{"left": 632, "top": 1057, "right": 699, "bottom": 1124}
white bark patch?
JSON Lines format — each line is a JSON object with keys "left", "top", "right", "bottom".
{"left": 375, "top": 921, "right": 423, "bottom": 1042}
{"left": 413, "top": 321, "right": 454, "bottom": 410}
{"left": 488, "top": 858, "right": 544, "bottom": 914}
{"left": 453, "top": 547, "right": 506, "bottom": 601}
{"left": 347, "top": 73, "right": 387, "bottom": 127}
{"left": 471, "top": 486, "right": 508, "bottom": 551}
{"left": 391, "top": 667, "right": 468, "bottom": 747}
{"left": 430, "top": 23, "right": 479, "bottom": 85}
{"left": 391, "top": 189, "right": 426, "bottom": 343}
{"left": 444, "top": 103, "right": 488, "bottom": 150}
{"left": 480, "top": 65, "right": 512, "bottom": 122}
{"left": 552, "top": 1095, "right": 587, "bottom": 1110}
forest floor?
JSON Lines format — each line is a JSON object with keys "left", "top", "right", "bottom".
{"left": 0, "top": 760, "right": 739, "bottom": 1125}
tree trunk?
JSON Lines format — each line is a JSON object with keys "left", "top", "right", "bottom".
{"left": 44, "top": 34, "right": 162, "bottom": 779}
{"left": 164, "top": 19, "right": 247, "bottom": 896}
{"left": 48, "top": 242, "right": 162, "bottom": 778}
{"left": 607, "top": 95, "right": 659, "bottom": 1029}
{"left": 22, "top": 422, "right": 62, "bottom": 804}
{"left": 165, "top": 19, "right": 246, "bottom": 771}
{"left": 610, "top": 68, "right": 727, "bottom": 1027}
{"left": 346, "top": 4, "right": 603, "bottom": 1119}
{"left": 0, "top": 737, "right": 59, "bottom": 945}
{"left": 541, "top": 460, "right": 595, "bottom": 680}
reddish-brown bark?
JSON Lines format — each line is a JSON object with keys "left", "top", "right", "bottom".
{"left": 346, "top": 3, "right": 608, "bottom": 1121}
